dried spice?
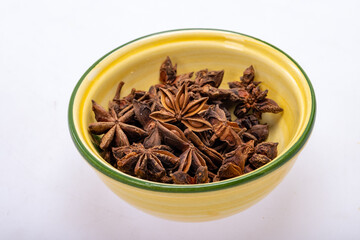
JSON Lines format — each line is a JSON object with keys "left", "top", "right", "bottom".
{"left": 88, "top": 57, "right": 283, "bottom": 184}
{"left": 113, "top": 143, "right": 178, "bottom": 182}
{"left": 204, "top": 105, "right": 244, "bottom": 147}
{"left": 150, "top": 84, "right": 212, "bottom": 132}
{"left": 88, "top": 101, "right": 147, "bottom": 150}
{"left": 159, "top": 56, "right": 177, "bottom": 85}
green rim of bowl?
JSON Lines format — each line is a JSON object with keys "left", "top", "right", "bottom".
{"left": 68, "top": 28, "right": 316, "bottom": 193}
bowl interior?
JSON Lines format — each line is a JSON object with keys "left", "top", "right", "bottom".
{"left": 70, "top": 29, "right": 314, "bottom": 190}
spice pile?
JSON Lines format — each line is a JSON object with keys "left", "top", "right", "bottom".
{"left": 89, "top": 57, "right": 283, "bottom": 184}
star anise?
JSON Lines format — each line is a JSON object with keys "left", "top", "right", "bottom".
{"left": 228, "top": 66, "right": 284, "bottom": 119}
{"left": 108, "top": 81, "right": 128, "bottom": 114}
{"left": 132, "top": 99, "right": 153, "bottom": 131}
{"left": 150, "top": 83, "right": 212, "bottom": 132}
{"left": 113, "top": 143, "right": 179, "bottom": 182}
{"left": 204, "top": 105, "right": 244, "bottom": 147}
{"left": 133, "top": 99, "right": 162, "bottom": 148}
{"left": 159, "top": 56, "right": 177, "bottom": 85}
{"left": 146, "top": 85, "right": 163, "bottom": 112}
{"left": 89, "top": 101, "right": 147, "bottom": 150}
{"left": 232, "top": 142, "right": 278, "bottom": 171}
{"left": 254, "top": 142, "right": 278, "bottom": 160}
{"left": 249, "top": 154, "right": 271, "bottom": 169}
{"left": 211, "top": 101, "right": 232, "bottom": 121}
{"left": 228, "top": 65, "right": 259, "bottom": 89}
{"left": 174, "top": 72, "right": 194, "bottom": 88}
{"left": 184, "top": 129, "right": 224, "bottom": 167}
{"left": 109, "top": 81, "right": 146, "bottom": 115}
{"left": 155, "top": 122, "right": 222, "bottom": 183}
{"left": 244, "top": 164, "right": 255, "bottom": 174}
{"left": 179, "top": 129, "right": 223, "bottom": 173}
{"left": 171, "top": 166, "right": 209, "bottom": 184}
{"left": 245, "top": 124, "right": 269, "bottom": 143}
{"left": 177, "top": 145, "right": 211, "bottom": 176}
{"left": 234, "top": 85, "right": 283, "bottom": 119}
{"left": 236, "top": 114, "right": 260, "bottom": 129}
{"left": 235, "top": 114, "right": 269, "bottom": 143}
{"left": 190, "top": 84, "right": 241, "bottom": 102}
{"left": 214, "top": 141, "right": 255, "bottom": 181}
{"left": 194, "top": 69, "right": 224, "bottom": 88}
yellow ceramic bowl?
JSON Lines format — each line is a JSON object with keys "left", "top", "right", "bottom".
{"left": 68, "top": 29, "right": 316, "bottom": 222}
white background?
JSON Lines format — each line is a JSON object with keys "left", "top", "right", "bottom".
{"left": 1, "top": 0, "right": 360, "bottom": 239}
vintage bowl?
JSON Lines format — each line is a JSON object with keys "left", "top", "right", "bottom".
{"left": 68, "top": 29, "right": 316, "bottom": 222}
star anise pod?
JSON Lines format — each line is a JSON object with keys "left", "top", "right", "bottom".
{"left": 109, "top": 81, "right": 146, "bottom": 115}
{"left": 171, "top": 171, "right": 195, "bottom": 184}
{"left": 133, "top": 99, "right": 162, "bottom": 148}
{"left": 184, "top": 129, "right": 223, "bottom": 170}
{"left": 113, "top": 143, "right": 179, "bottom": 182}
{"left": 190, "top": 84, "right": 241, "bottom": 102}
{"left": 108, "top": 81, "right": 128, "bottom": 114}
{"left": 223, "top": 141, "right": 255, "bottom": 172}
{"left": 88, "top": 101, "right": 147, "bottom": 150}
{"left": 174, "top": 72, "right": 194, "bottom": 88}
{"left": 211, "top": 101, "right": 232, "bottom": 121}
{"left": 249, "top": 154, "right": 271, "bottom": 169}
{"left": 135, "top": 85, "right": 163, "bottom": 112}
{"left": 247, "top": 142, "right": 278, "bottom": 169}
{"left": 159, "top": 56, "right": 177, "bottom": 85}
{"left": 155, "top": 122, "right": 222, "bottom": 183}
{"left": 234, "top": 85, "right": 283, "bottom": 119}
{"left": 244, "top": 164, "right": 255, "bottom": 174}
{"left": 245, "top": 124, "right": 269, "bottom": 143}
{"left": 215, "top": 163, "right": 242, "bottom": 181}
{"left": 227, "top": 66, "right": 283, "bottom": 119}
{"left": 177, "top": 146, "right": 211, "bottom": 175}
{"left": 132, "top": 99, "right": 153, "bottom": 131}
{"left": 171, "top": 166, "right": 209, "bottom": 184}
{"left": 228, "top": 65, "right": 259, "bottom": 89}
{"left": 214, "top": 141, "right": 255, "bottom": 181}
{"left": 236, "top": 114, "right": 260, "bottom": 129}
{"left": 150, "top": 83, "right": 212, "bottom": 132}
{"left": 254, "top": 142, "right": 278, "bottom": 160}
{"left": 147, "top": 85, "right": 163, "bottom": 112}
{"left": 194, "top": 69, "right": 224, "bottom": 88}
{"left": 124, "top": 88, "right": 147, "bottom": 105}
{"left": 204, "top": 105, "right": 244, "bottom": 147}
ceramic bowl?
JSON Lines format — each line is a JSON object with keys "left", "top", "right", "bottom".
{"left": 68, "top": 29, "right": 316, "bottom": 222}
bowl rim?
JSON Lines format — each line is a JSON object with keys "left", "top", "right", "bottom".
{"left": 68, "top": 28, "right": 316, "bottom": 193}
